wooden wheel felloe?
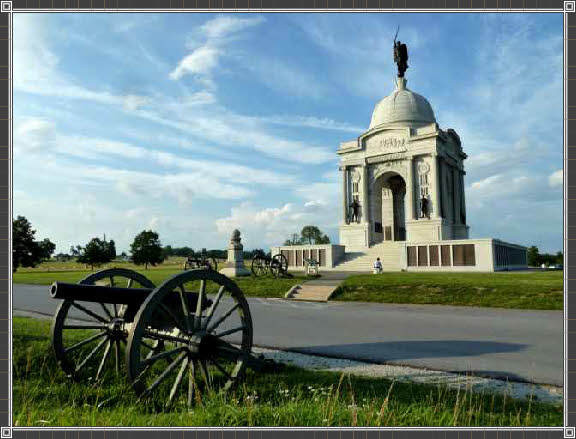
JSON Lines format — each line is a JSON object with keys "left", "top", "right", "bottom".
{"left": 126, "top": 269, "right": 253, "bottom": 409}
{"left": 251, "top": 256, "right": 268, "bottom": 277}
{"left": 51, "top": 268, "right": 155, "bottom": 381}
{"left": 270, "top": 254, "right": 288, "bottom": 278}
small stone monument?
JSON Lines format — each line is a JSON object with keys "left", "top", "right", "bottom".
{"left": 219, "top": 229, "right": 251, "bottom": 277}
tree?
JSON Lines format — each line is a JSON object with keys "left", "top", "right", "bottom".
{"left": 12, "top": 216, "right": 45, "bottom": 272}
{"left": 77, "top": 238, "right": 113, "bottom": 271}
{"left": 527, "top": 246, "right": 540, "bottom": 267}
{"left": 108, "top": 239, "right": 117, "bottom": 260}
{"left": 130, "top": 230, "right": 164, "bottom": 269}
{"left": 300, "top": 226, "right": 330, "bottom": 245}
{"left": 38, "top": 238, "right": 56, "bottom": 260}
{"left": 556, "top": 251, "right": 563, "bottom": 265}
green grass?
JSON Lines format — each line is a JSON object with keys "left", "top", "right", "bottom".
{"left": 332, "top": 272, "right": 563, "bottom": 310}
{"left": 13, "top": 261, "right": 304, "bottom": 299}
{"left": 13, "top": 317, "right": 562, "bottom": 427}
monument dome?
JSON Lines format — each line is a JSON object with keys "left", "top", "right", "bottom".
{"left": 369, "top": 77, "right": 436, "bottom": 129}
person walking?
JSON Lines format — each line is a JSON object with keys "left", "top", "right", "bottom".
{"left": 373, "top": 257, "right": 383, "bottom": 274}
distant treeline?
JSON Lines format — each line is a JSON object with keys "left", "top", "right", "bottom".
{"left": 161, "top": 246, "right": 269, "bottom": 260}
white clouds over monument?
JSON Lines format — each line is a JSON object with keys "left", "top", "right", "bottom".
{"left": 13, "top": 13, "right": 562, "bottom": 255}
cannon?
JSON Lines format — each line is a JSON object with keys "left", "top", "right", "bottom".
{"left": 250, "top": 253, "right": 289, "bottom": 278}
{"left": 49, "top": 267, "right": 258, "bottom": 409}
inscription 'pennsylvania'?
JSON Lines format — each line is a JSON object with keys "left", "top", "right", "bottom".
{"left": 364, "top": 136, "right": 407, "bottom": 154}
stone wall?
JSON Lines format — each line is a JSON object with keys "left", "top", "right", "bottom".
{"left": 400, "top": 239, "right": 527, "bottom": 272}
{"left": 270, "top": 244, "right": 346, "bottom": 269}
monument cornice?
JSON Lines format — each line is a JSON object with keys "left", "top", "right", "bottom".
{"left": 410, "top": 131, "right": 442, "bottom": 142}
{"left": 365, "top": 152, "right": 408, "bottom": 164}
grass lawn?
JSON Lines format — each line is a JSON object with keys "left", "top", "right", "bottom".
{"left": 13, "top": 317, "right": 561, "bottom": 427}
{"left": 332, "top": 271, "right": 563, "bottom": 310}
{"left": 13, "top": 260, "right": 304, "bottom": 299}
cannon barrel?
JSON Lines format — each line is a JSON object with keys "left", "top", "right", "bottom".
{"left": 50, "top": 282, "right": 213, "bottom": 311}
{"left": 51, "top": 282, "right": 152, "bottom": 306}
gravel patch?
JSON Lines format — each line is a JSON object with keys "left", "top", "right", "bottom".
{"left": 253, "top": 347, "right": 563, "bottom": 406}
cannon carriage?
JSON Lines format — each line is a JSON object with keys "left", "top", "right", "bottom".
{"left": 250, "top": 253, "right": 289, "bottom": 278}
{"left": 49, "top": 267, "right": 257, "bottom": 409}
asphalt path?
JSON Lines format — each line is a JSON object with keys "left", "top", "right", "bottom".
{"left": 13, "top": 284, "right": 563, "bottom": 386}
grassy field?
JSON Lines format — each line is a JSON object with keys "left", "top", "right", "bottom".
{"left": 13, "top": 317, "right": 562, "bottom": 427}
{"left": 13, "top": 258, "right": 303, "bottom": 299}
{"left": 332, "top": 271, "right": 563, "bottom": 310}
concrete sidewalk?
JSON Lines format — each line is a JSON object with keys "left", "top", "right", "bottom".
{"left": 288, "top": 271, "right": 362, "bottom": 302}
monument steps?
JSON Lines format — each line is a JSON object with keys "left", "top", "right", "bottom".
{"left": 334, "top": 242, "right": 403, "bottom": 272}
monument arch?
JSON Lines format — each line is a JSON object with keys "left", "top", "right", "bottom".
{"left": 371, "top": 171, "right": 407, "bottom": 244}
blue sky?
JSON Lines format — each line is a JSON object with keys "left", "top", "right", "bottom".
{"left": 13, "top": 13, "right": 563, "bottom": 254}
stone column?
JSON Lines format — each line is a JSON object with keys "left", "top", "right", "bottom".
{"left": 453, "top": 168, "right": 461, "bottom": 224}
{"left": 407, "top": 157, "right": 415, "bottom": 220}
{"left": 432, "top": 154, "right": 441, "bottom": 219}
{"left": 219, "top": 229, "right": 251, "bottom": 277}
{"left": 342, "top": 165, "right": 348, "bottom": 224}
{"left": 459, "top": 171, "right": 467, "bottom": 224}
{"left": 361, "top": 164, "right": 369, "bottom": 224}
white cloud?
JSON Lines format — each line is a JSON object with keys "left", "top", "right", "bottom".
{"left": 200, "top": 16, "right": 264, "bottom": 40}
{"left": 215, "top": 202, "right": 314, "bottom": 248}
{"left": 255, "top": 115, "right": 363, "bottom": 133}
{"left": 14, "top": 15, "right": 149, "bottom": 108}
{"left": 170, "top": 15, "right": 264, "bottom": 83}
{"left": 169, "top": 45, "right": 221, "bottom": 81}
{"left": 549, "top": 169, "right": 563, "bottom": 188}
{"left": 14, "top": 118, "right": 57, "bottom": 153}
{"left": 123, "top": 95, "right": 150, "bottom": 112}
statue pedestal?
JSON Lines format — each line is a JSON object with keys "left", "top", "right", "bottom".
{"left": 219, "top": 230, "right": 251, "bottom": 277}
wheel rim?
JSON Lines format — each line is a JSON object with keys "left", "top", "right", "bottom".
{"left": 51, "top": 268, "right": 155, "bottom": 381}
{"left": 270, "top": 254, "right": 288, "bottom": 278}
{"left": 251, "top": 257, "right": 267, "bottom": 277}
{"left": 126, "top": 269, "right": 253, "bottom": 408}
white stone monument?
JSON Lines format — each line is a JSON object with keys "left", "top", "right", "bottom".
{"left": 271, "top": 43, "right": 527, "bottom": 272}
{"left": 219, "top": 229, "right": 251, "bottom": 277}
{"left": 339, "top": 76, "right": 469, "bottom": 250}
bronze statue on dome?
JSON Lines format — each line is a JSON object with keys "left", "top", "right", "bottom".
{"left": 393, "top": 27, "right": 409, "bottom": 78}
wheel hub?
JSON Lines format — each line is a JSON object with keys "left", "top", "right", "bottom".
{"left": 107, "top": 317, "right": 126, "bottom": 339}
{"left": 187, "top": 330, "right": 218, "bottom": 356}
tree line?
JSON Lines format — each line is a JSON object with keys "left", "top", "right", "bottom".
{"left": 12, "top": 215, "right": 270, "bottom": 272}
{"left": 527, "top": 246, "right": 563, "bottom": 267}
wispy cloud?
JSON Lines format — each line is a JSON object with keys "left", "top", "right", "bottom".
{"left": 170, "top": 15, "right": 264, "bottom": 83}
{"left": 549, "top": 169, "right": 563, "bottom": 188}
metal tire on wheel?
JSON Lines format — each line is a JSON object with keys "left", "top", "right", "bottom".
{"left": 51, "top": 268, "right": 155, "bottom": 381}
{"left": 126, "top": 268, "right": 253, "bottom": 409}
{"left": 250, "top": 256, "right": 268, "bottom": 277}
{"left": 270, "top": 254, "right": 288, "bottom": 278}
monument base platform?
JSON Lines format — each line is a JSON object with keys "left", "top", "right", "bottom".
{"left": 271, "top": 238, "right": 526, "bottom": 273}
{"left": 219, "top": 264, "right": 251, "bottom": 277}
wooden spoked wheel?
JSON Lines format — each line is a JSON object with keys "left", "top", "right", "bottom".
{"left": 126, "top": 269, "right": 253, "bottom": 409}
{"left": 270, "top": 254, "right": 288, "bottom": 278}
{"left": 51, "top": 268, "right": 155, "bottom": 381}
{"left": 251, "top": 256, "right": 268, "bottom": 277}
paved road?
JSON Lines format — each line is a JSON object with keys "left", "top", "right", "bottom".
{"left": 13, "top": 284, "right": 563, "bottom": 386}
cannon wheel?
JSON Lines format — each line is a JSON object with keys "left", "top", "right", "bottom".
{"left": 270, "top": 254, "right": 288, "bottom": 278}
{"left": 203, "top": 258, "right": 218, "bottom": 272}
{"left": 250, "top": 256, "right": 268, "bottom": 277}
{"left": 51, "top": 268, "right": 156, "bottom": 382}
{"left": 126, "top": 269, "right": 253, "bottom": 409}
